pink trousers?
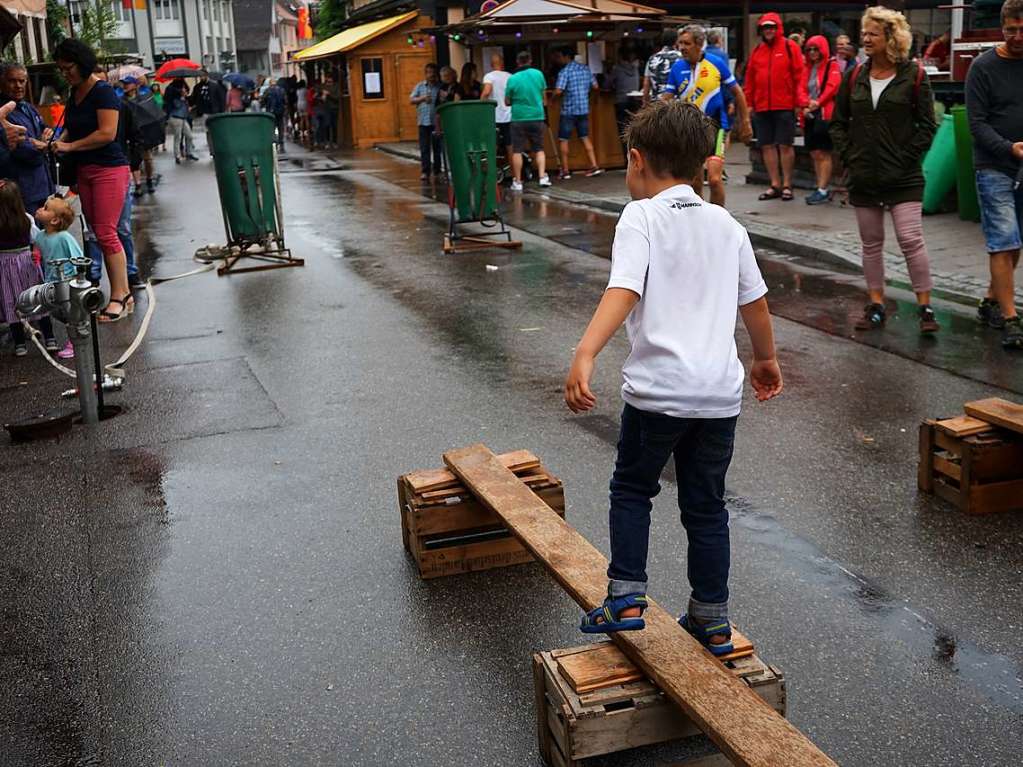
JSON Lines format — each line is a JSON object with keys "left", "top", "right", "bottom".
{"left": 78, "top": 164, "right": 130, "bottom": 258}
{"left": 854, "top": 202, "right": 933, "bottom": 293}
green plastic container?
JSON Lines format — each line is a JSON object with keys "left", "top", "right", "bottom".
{"left": 922, "top": 114, "right": 957, "bottom": 214}
{"left": 437, "top": 100, "right": 499, "bottom": 223}
{"left": 206, "top": 113, "right": 282, "bottom": 244}
{"left": 952, "top": 105, "right": 981, "bottom": 223}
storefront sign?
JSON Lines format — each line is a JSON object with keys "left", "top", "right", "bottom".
{"left": 155, "top": 37, "right": 187, "bottom": 55}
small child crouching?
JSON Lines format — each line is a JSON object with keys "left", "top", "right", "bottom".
{"left": 34, "top": 196, "right": 82, "bottom": 360}
{"left": 564, "top": 100, "right": 783, "bottom": 654}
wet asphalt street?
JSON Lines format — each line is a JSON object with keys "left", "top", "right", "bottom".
{"left": 1, "top": 136, "right": 1022, "bottom": 767}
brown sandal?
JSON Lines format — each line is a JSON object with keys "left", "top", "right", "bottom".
{"left": 781, "top": 187, "right": 794, "bottom": 201}
{"left": 758, "top": 186, "right": 782, "bottom": 200}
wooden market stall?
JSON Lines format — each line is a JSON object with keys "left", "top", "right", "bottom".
{"left": 432, "top": 0, "right": 685, "bottom": 171}
{"left": 294, "top": 10, "right": 437, "bottom": 149}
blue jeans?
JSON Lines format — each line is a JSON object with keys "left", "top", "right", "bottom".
{"left": 88, "top": 179, "right": 137, "bottom": 281}
{"left": 976, "top": 168, "right": 1023, "bottom": 253}
{"left": 608, "top": 404, "right": 737, "bottom": 621}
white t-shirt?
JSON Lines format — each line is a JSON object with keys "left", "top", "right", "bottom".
{"left": 483, "top": 69, "right": 512, "bottom": 123}
{"left": 870, "top": 74, "right": 895, "bottom": 108}
{"left": 607, "top": 184, "right": 768, "bottom": 419}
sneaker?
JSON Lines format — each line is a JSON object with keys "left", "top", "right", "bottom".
{"left": 558, "top": 169, "right": 571, "bottom": 181}
{"left": 187, "top": 153, "right": 200, "bottom": 161}
{"left": 510, "top": 179, "right": 523, "bottom": 192}
{"left": 44, "top": 337, "right": 59, "bottom": 352}
{"left": 977, "top": 297, "right": 1005, "bottom": 329}
{"left": 57, "top": 341, "right": 74, "bottom": 360}
{"left": 538, "top": 174, "right": 552, "bottom": 187}
{"left": 919, "top": 304, "right": 940, "bottom": 334}
{"left": 806, "top": 189, "right": 831, "bottom": 205}
{"left": 585, "top": 167, "right": 604, "bottom": 177}
{"left": 854, "top": 302, "right": 886, "bottom": 330}
{"left": 14, "top": 343, "right": 27, "bottom": 356}
{"left": 1003, "top": 316, "right": 1023, "bottom": 350}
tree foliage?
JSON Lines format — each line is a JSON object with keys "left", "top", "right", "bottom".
{"left": 314, "top": 0, "right": 347, "bottom": 41}
{"left": 45, "top": 0, "right": 69, "bottom": 48}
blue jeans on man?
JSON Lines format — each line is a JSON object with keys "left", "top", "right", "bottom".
{"left": 607, "top": 403, "right": 736, "bottom": 622}
{"left": 88, "top": 179, "right": 138, "bottom": 283}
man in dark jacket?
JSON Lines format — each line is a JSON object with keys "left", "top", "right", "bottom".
{"left": 1, "top": 63, "right": 55, "bottom": 213}
{"left": 744, "top": 13, "right": 805, "bottom": 200}
{"left": 191, "top": 72, "right": 226, "bottom": 155}
{"left": 966, "top": 0, "right": 1023, "bottom": 349}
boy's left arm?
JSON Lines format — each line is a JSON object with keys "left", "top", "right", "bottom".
{"left": 739, "top": 297, "right": 782, "bottom": 401}
{"left": 565, "top": 288, "right": 638, "bottom": 413}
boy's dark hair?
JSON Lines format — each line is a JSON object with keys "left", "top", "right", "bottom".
{"left": 660, "top": 27, "right": 678, "bottom": 47}
{"left": 424, "top": 63, "right": 437, "bottom": 72}
{"left": 623, "top": 100, "right": 713, "bottom": 181}
{"left": 53, "top": 39, "right": 98, "bottom": 80}
{"left": 0, "top": 180, "right": 30, "bottom": 244}
{"left": 516, "top": 50, "right": 532, "bottom": 67}
{"left": 1003, "top": 0, "right": 1023, "bottom": 23}
{"left": 560, "top": 46, "right": 576, "bottom": 58}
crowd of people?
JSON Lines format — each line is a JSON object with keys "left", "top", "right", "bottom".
{"left": 407, "top": 4, "right": 1022, "bottom": 349}
{"left": 0, "top": 37, "right": 352, "bottom": 361}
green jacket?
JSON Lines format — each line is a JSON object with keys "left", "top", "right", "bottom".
{"left": 829, "top": 60, "right": 937, "bottom": 207}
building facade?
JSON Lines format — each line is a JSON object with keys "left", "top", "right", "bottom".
{"left": 69, "top": 0, "right": 237, "bottom": 70}
{"left": 234, "top": 0, "right": 308, "bottom": 78}
{"left": 2, "top": 0, "right": 49, "bottom": 64}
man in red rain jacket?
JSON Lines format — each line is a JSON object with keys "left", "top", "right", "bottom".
{"left": 744, "top": 12, "right": 806, "bottom": 201}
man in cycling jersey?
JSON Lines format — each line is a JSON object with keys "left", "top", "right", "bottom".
{"left": 661, "top": 24, "right": 752, "bottom": 207}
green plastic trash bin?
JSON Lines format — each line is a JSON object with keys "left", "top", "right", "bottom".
{"left": 206, "top": 112, "right": 283, "bottom": 245}
{"left": 437, "top": 100, "right": 499, "bottom": 224}
{"left": 922, "top": 113, "right": 956, "bottom": 214}
{"left": 952, "top": 105, "right": 981, "bottom": 223}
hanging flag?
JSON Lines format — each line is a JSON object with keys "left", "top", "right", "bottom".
{"left": 122, "top": 0, "right": 131, "bottom": 9}
{"left": 134, "top": 0, "right": 147, "bottom": 9}
{"left": 297, "top": 7, "right": 312, "bottom": 40}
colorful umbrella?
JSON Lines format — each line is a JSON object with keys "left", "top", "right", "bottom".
{"left": 109, "top": 64, "right": 149, "bottom": 83}
{"left": 155, "top": 58, "right": 201, "bottom": 82}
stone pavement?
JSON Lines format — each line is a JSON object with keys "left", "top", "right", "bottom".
{"left": 376, "top": 141, "right": 1023, "bottom": 306}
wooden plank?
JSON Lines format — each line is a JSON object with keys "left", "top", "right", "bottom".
{"left": 964, "top": 398, "right": 1023, "bottom": 436}
{"left": 559, "top": 632, "right": 755, "bottom": 694}
{"left": 444, "top": 444, "right": 836, "bottom": 767}
{"left": 411, "top": 486, "right": 565, "bottom": 537}
{"left": 405, "top": 449, "right": 540, "bottom": 493}
{"left": 918, "top": 423, "right": 935, "bottom": 493}
{"left": 968, "top": 479, "right": 1023, "bottom": 514}
{"left": 932, "top": 454, "right": 962, "bottom": 482}
{"left": 533, "top": 655, "right": 553, "bottom": 766}
{"left": 935, "top": 415, "right": 994, "bottom": 438}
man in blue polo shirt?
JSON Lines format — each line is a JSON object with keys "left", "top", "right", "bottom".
{"left": 554, "top": 47, "right": 602, "bottom": 179}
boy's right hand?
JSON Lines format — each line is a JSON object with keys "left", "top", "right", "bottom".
{"left": 750, "top": 358, "right": 783, "bottom": 402}
{"left": 565, "top": 355, "right": 597, "bottom": 413}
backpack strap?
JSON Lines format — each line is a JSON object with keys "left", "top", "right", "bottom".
{"left": 912, "top": 58, "right": 924, "bottom": 110}
{"left": 846, "top": 61, "right": 863, "bottom": 113}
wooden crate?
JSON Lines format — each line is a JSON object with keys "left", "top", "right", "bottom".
{"left": 398, "top": 450, "right": 565, "bottom": 579}
{"left": 534, "top": 642, "right": 786, "bottom": 767}
{"left": 918, "top": 420, "right": 1023, "bottom": 515}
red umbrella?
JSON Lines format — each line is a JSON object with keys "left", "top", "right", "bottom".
{"left": 155, "top": 58, "right": 201, "bottom": 82}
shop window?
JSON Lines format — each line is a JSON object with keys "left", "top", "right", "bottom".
{"left": 360, "top": 58, "right": 384, "bottom": 100}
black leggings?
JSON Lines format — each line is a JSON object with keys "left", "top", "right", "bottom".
{"left": 9, "top": 317, "right": 54, "bottom": 345}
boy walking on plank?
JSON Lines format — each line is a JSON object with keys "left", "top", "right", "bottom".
{"left": 564, "top": 101, "right": 783, "bottom": 655}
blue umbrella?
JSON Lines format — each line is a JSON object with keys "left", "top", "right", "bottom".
{"left": 223, "top": 72, "right": 256, "bottom": 91}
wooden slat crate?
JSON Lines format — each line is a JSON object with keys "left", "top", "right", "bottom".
{"left": 398, "top": 450, "right": 565, "bottom": 579}
{"left": 534, "top": 642, "right": 786, "bottom": 767}
{"left": 918, "top": 419, "right": 1023, "bottom": 515}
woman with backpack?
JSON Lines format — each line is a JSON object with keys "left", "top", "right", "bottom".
{"left": 800, "top": 36, "right": 842, "bottom": 205}
{"left": 830, "top": 6, "right": 940, "bottom": 334}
